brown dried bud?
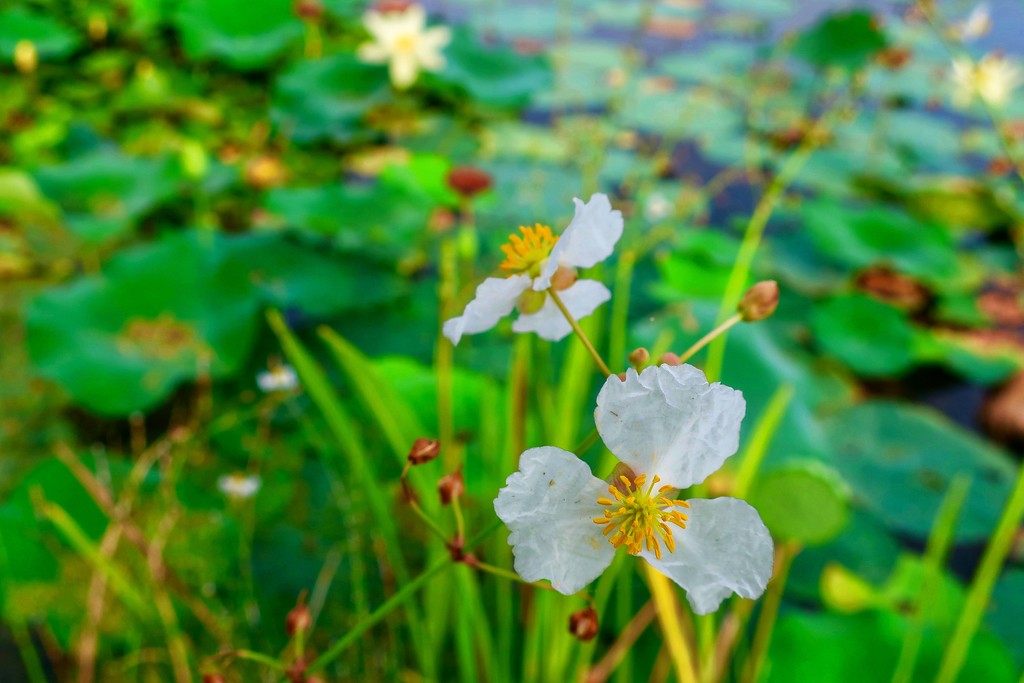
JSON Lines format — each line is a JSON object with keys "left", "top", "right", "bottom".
{"left": 569, "top": 607, "right": 599, "bottom": 641}
{"left": 202, "top": 675, "right": 227, "bottom": 683}
{"left": 627, "top": 347, "right": 650, "bottom": 368}
{"left": 616, "top": 371, "right": 628, "bottom": 381}
{"left": 446, "top": 166, "right": 493, "bottom": 197}
{"left": 438, "top": 470, "right": 465, "bottom": 505}
{"left": 408, "top": 438, "right": 440, "bottom": 465}
{"left": 286, "top": 594, "right": 312, "bottom": 637}
{"left": 14, "top": 40, "right": 37, "bottom": 75}
{"left": 293, "top": 0, "right": 324, "bottom": 20}
{"left": 549, "top": 265, "right": 578, "bottom": 292}
{"left": 876, "top": 47, "right": 912, "bottom": 70}
{"left": 375, "top": 0, "right": 413, "bottom": 14}
{"left": 658, "top": 352, "right": 681, "bottom": 366}
{"left": 738, "top": 280, "right": 779, "bottom": 322}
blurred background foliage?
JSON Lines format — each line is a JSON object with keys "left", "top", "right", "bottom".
{"left": 1, "top": 0, "right": 1023, "bottom": 681}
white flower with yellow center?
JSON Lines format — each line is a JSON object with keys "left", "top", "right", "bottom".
{"left": 951, "top": 53, "right": 1023, "bottom": 109}
{"left": 257, "top": 364, "right": 298, "bottom": 393}
{"left": 494, "top": 364, "right": 774, "bottom": 614}
{"left": 357, "top": 4, "right": 451, "bottom": 90}
{"left": 218, "top": 472, "right": 262, "bottom": 500}
{"left": 443, "top": 193, "right": 624, "bottom": 345}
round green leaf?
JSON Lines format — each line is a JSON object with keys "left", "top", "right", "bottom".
{"left": 435, "top": 29, "right": 552, "bottom": 108}
{"left": 792, "top": 10, "right": 888, "bottom": 72}
{"left": 812, "top": 294, "right": 916, "bottom": 377}
{"left": 175, "top": 0, "right": 303, "bottom": 70}
{"left": 748, "top": 462, "right": 850, "bottom": 546}
{"left": 0, "top": 8, "right": 80, "bottom": 63}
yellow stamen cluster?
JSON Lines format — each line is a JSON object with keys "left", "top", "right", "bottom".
{"left": 593, "top": 474, "right": 690, "bottom": 560}
{"left": 499, "top": 224, "right": 558, "bottom": 275}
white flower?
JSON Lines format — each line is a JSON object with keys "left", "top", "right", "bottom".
{"left": 443, "top": 193, "right": 624, "bottom": 344}
{"left": 257, "top": 364, "right": 298, "bottom": 393}
{"left": 218, "top": 472, "right": 262, "bottom": 500}
{"left": 644, "top": 192, "right": 673, "bottom": 223}
{"left": 493, "top": 364, "right": 774, "bottom": 614}
{"left": 955, "top": 4, "right": 991, "bottom": 42}
{"left": 356, "top": 4, "right": 451, "bottom": 90}
{"left": 951, "top": 53, "right": 1023, "bottom": 109}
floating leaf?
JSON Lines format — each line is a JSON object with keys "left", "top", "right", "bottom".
{"left": 434, "top": 29, "right": 552, "bottom": 108}
{"left": 0, "top": 8, "right": 80, "bottom": 63}
{"left": 748, "top": 461, "right": 850, "bottom": 545}
{"left": 175, "top": 0, "right": 303, "bottom": 70}
{"left": 792, "top": 10, "right": 888, "bottom": 72}
{"left": 812, "top": 294, "right": 916, "bottom": 377}
{"left": 826, "top": 401, "right": 1018, "bottom": 541}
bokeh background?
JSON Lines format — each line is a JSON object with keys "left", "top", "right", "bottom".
{"left": 2, "top": 0, "right": 1024, "bottom": 681}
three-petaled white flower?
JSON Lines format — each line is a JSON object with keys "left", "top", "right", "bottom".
{"left": 951, "top": 53, "right": 1022, "bottom": 109}
{"left": 494, "top": 364, "right": 774, "bottom": 614}
{"left": 257, "top": 364, "right": 298, "bottom": 393}
{"left": 218, "top": 472, "right": 262, "bottom": 500}
{"left": 357, "top": 4, "right": 451, "bottom": 90}
{"left": 443, "top": 193, "right": 624, "bottom": 345}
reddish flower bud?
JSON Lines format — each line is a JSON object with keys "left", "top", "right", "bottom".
{"left": 549, "top": 265, "right": 578, "bottom": 292}
{"left": 628, "top": 347, "right": 650, "bottom": 368}
{"left": 375, "top": 0, "right": 413, "bottom": 12}
{"left": 658, "top": 352, "right": 681, "bottom": 366}
{"left": 202, "top": 675, "right": 227, "bottom": 683}
{"left": 293, "top": 0, "right": 323, "bottom": 20}
{"left": 408, "top": 438, "right": 440, "bottom": 465}
{"left": 438, "top": 470, "right": 465, "bottom": 505}
{"left": 569, "top": 607, "right": 599, "bottom": 641}
{"left": 286, "top": 594, "right": 312, "bottom": 637}
{"left": 737, "top": 280, "right": 779, "bottom": 322}
{"left": 446, "top": 166, "right": 493, "bottom": 197}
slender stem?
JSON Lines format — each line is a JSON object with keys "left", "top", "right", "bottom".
{"left": 229, "top": 650, "right": 287, "bottom": 671}
{"left": 677, "top": 314, "right": 742, "bottom": 366}
{"left": 549, "top": 288, "right": 613, "bottom": 377}
{"left": 574, "top": 427, "right": 601, "bottom": 456}
{"left": 741, "top": 541, "right": 799, "bottom": 683}
{"left": 452, "top": 495, "right": 466, "bottom": 542}
{"left": 585, "top": 600, "right": 658, "bottom": 683}
{"left": 644, "top": 564, "right": 699, "bottom": 683}
{"left": 935, "top": 462, "right": 1024, "bottom": 683}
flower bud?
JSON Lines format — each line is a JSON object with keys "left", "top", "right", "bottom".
{"left": 738, "top": 280, "right": 779, "bottom": 322}
{"left": 568, "top": 607, "right": 599, "bottom": 642}
{"left": 658, "top": 352, "right": 681, "bottom": 366}
{"left": 293, "top": 0, "right": 324, "bottom": 20}
{"left": 88, "top": 14, "right": 108, "bottom": 42}
{"left": 14, "top": 40, "right": 37, "bottom": 75}
{"left": 549, "top": 266, "right": 578, "bottom": 292}
{"left": 408, "top": 438, "right": 440, "bottom": 466}
{"left": 438, "top": 470, "right": 465, "bottom": 505}
{"left": 286, "top": 594, "right": 312, "bottom": 637}
{"left": 244, "top": 155, "right": 287, "bottom": 190}
{"left": 202, "top": 675, "right": 226, "bottom": 683}
{"left": 446, "top": 166, "right": 493, "bottom": 197}
{"left": 375, "top": 0, "right": 413, "bottom": 13}
{"left": 628, "top": 347, "right": 650, "bottom": 369}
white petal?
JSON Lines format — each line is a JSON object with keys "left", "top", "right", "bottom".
{"left": 443, "top": 275, "right": 531, "bottom": 345}
{"left": 595, "top": 364, "right": 745, "bottom": 489}
{"left": 363, "top": 11, "right": 389, "bottom": 40}
{"left": 389, "top": 53, "right": 420, "bottom": 89}
{"left": 642, "top": 497, "right": 774, "bottom": 615}
{"left": 419, "top": 25, "right": 452, "bottom": 53}
{"left": 393, "top": 4, "right": 427, "bottom": 35}
{"left": 494, "top": 447, "right": 616, "bottom": 595}
{"left": 534, "top": 193, "right": 623, "bottom": 290}
{"left": 356, "top": 41, "right": 389, "bottom": 64}
{"left": 512, "top": 279, "right": 610, "bottom": 342}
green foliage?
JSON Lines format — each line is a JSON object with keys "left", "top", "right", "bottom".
{"left": 174, "top": 0, "right": 304, "bottom": 70}
{"left": 792, "top": 10, "right": 888, "bottom": 72}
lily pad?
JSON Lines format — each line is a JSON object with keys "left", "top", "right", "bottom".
{"left": 748, "top": 461, "right": 850, "bottom": 546}
{"left": 174, "top": 0, "right": 304, "bottom": 70}
{"left": 26, "top": 231, "right": 260, "bottom": 415}
{"left": 272, "top": 54, "right": 390, "bottom": 144}
{"left": 0, "top": 8, "right": 80, "bottom": 63}
{"left": 33, "top": 150, "right": 183, "bottom": 245}
{"left": 812, "top": 294, "right": 916, "bottom": 377}
{"left": 825, "top": 401, "right": 1018, "bottom": 541}
{"left": 434, "top": 29, "right": 552, "bottom": 108}
{"left": 792, "top": 10, "right": 888, "bottom": 72}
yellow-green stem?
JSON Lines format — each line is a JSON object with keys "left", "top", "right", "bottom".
{"left": 678, "top": 314, "right": 742, "bottom": 366}
{"left": 549, "top": 288, "right": 612, "bottom": 378}
{"left": 645, "top": 564, "right": 699, "bottom": 683}
{"left": 741, "top": 541, "right": 799, "bottom": 683}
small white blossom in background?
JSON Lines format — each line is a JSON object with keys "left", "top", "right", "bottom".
{"left": 218, "top": 472, "right": 262, "bottom": 500}
{"left": 257, "top": 364, "right": 298, "bottom": 393}
{"left": 443, "top": 193, "right": 624, "bottom": 344}
{"left": 954, "top": 4, "right": 991, "bottom": 42}
{"left": 494, "top": 364, "right": 774, "bottom": 614}
{"left": 951, "top": 53, "right": 1023, "bottom": 109}
{"left": 643, "top": 192, "right": 674, "bottom": 223}
{"left": 357, "top": 3, "right": 451, "bottom": 90}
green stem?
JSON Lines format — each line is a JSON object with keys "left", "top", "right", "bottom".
{"left": 677, "top": 314, "right": 742, "bottom": 366}
{"left": 549, "top": 288, "right": 613, "bottom": 377}
{"left": 741, "top": 541, "right": 799, "bottom": 683}
{"left": 934, "top": 463, "right": 1024, "bottom": 683}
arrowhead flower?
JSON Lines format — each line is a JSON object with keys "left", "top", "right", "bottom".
{"left": 357, "top": 3, "right": 451, "bottom": 90}
{"left": 443, "top": 193, "right": 624, "bottom": 345}
{"left": 951, "top": 53, "right": 1022, "bottom": 109}
{"left": 494, "top": 364, "right": 774, "bottom": 614}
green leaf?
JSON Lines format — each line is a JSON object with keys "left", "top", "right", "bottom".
{"left": 748, "top": 461, "right": 850, "bottom": 545}
{"left": 792, "top": 10, "right": 888, "bottom": 72}
{"left": 0, "top": 8, "right": 80, "bottom": 63}
{"left": 812, "top": 294, "right": 916, "bottom": 377}
{"left": 272, "top": 54, "right": 390, "bottom": 144}
{"left": 26, "top": 231, "right": 261, "bottom": 415}
{"left": 175, "top": 0, "right": 304, "bottom": 70}
{"left": 826, "top": 401, "right": 1018, "bottom": 541}
{"left": 434, "top": 29, "right": 552, "bottom": 108}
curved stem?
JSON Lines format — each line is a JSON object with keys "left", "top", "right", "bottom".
{"left": 548, "top": 288, "right": 613, "bottom": 378}
{"left": 677, "top": 314, "right": 742, "bottom": 366}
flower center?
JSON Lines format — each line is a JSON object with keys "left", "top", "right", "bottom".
{"left": 593, "top": 474, "right": 690, "bottom": 560}
{"left": 499, "top": 224, "right": 558, "bottom": 276}
{"left": 395, "top": 34, "right": 418, "bottom": 54}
